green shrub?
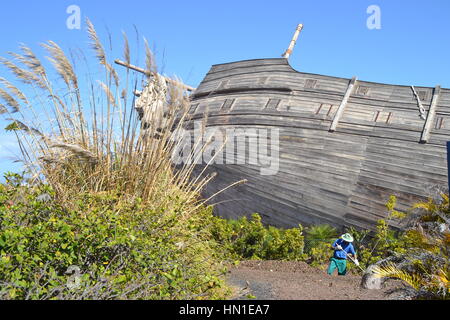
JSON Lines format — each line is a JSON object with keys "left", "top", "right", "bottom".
{"left": 374, "top": 194, "right": 449, "bottom": 299}
{"left": 0, "top": 178, "right": 230, "bottom": 300}
{"left": 210, "top": 213, "right": 305, "bottom": 261}
{"left": 308, "top": 242, "right": 331, "bottom": 267}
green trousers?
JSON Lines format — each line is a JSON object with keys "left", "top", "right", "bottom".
{"left": 327, "top": 257, "right": 347, "bottom": 275}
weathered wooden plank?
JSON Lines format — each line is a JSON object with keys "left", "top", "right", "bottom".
{"left": 420, "top": 85, "right": 442, "bottom": 143}
{"left": 329, "top": 77, "right": 358, "bottom": 132}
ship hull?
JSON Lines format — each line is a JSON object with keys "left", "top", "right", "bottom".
{"left": 187, "top": 58, "right": 449, "bottom": 230}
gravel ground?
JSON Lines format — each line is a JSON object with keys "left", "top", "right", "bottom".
{"left": 227, "top": 260, "right": 410, "bottom": 300}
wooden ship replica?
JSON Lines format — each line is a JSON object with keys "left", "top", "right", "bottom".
{"left": 119, "top": 24, "right": 450, "bottom": 231}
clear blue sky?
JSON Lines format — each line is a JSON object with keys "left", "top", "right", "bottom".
{"left": 1, "top": 0, "right": 450, "bottom": 177}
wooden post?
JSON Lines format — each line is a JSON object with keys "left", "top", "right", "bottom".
{"left": 114, "top": 59, "right": 196, "bottom": 92}
{"left": 329, "top": 77, "right": 358, "bottom": 132}
{"left": 282, "top": 24, "right": 304, "bottom": 59}
{"left": 420, "top": 85, "right": 441, "bottom": 143}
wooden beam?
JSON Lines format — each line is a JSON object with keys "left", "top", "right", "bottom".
{"left": 282, "top": 24, "right": 303, "bottom": 59}
{"left": 420, "top": 85, "right": 441, "bottom": 143}
{"left": 411, "top": 86, "right": 426, "bottom": 120}
{"left": 114, "top": 59, "right": 196, "bottom": 92}
{"left": 329, "top": 77, "right": 358, "bottom": 132}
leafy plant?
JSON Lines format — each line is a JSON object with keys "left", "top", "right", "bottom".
{"left": 371, "top": 193, "right": 450, "bottom": 299}
{"left": 308, "top": 242, "right": 332, "bottom": 267}
{"left": 0, "top": 179, "right": 231, "bottom": 300}
{"left": 210, "top": 213, "right": 305, "bottom": 261}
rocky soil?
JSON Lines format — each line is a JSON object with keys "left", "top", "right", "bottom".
{"left": 227, "top": 260, "right": 411, "bottom": 300}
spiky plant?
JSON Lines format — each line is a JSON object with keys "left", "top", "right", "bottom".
{"left": 373, "top": 262, "right": 449, "bottom": 299}
{"left": 304, "top": 224, "right": 338, "bottom": 252}
{"left": 372, "top": 263, "right": 423, "bottom": 291}
{"left": 371, "top": 193, "right": 450, "bottom": 300}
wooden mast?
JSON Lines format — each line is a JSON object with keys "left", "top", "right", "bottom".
{"left": 114, "top": 59, "right": 196, "bottom": 92}
{"left": 282, "top": 24, "right": 304, "bottom": 59}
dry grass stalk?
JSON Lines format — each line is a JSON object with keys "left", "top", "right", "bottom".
{"left": 144, "top": 38, "right": 156, "bottom": 75}
{"left": 0, "top": 57, "right": 46, "bottom": 89}
{"left": 0, "top": 104, "right": 8, "bottom": 115}
{"left": 122, "top": 32, "right": 130, "bottom": 66}
{"left": 98, "top": 80, "right": 117, "bottom": 107}
{"left": 0, "top": 19, "right": 226, "bottom": 218}
{"left": 0, "top": 76, "right": 29, "bottom": 104}
{"left": 0, "top": 88, "right": 20, "bottom": 112}
{"left": 41, "top": 41, "right": 78, "bottom": 90}
{"left": 16, "top": 44, "right": 47, "bottom": 78}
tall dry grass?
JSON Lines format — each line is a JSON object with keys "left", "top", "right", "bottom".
{"left": 0, "top": 19, "right": 214, "bottom": 217}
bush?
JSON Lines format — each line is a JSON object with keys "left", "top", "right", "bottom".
{"left": 373, "top": 193, "right": 450, "bottom": 299}
{"left": 0, "top": 20, "right": 232, "bottom": 300}
{"left": 210, "top": 213, "right": 305, "bottom": 261}
{"left": 308, "top": 242, "right": 332, "bottom": 267}
{"left": 0, "top": 177, "right": 230, "bottom": 300}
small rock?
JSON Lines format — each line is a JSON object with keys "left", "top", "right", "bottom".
{"left": 361, "top": 265, "right": 384, "bottom": 290}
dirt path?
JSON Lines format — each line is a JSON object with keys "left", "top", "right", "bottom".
{"left": 227, "top": 260, "right": 410, "bottom": 300}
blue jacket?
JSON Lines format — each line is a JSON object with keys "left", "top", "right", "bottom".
{"left": 332, "top": 238, "right": 356, "bottom": 259}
